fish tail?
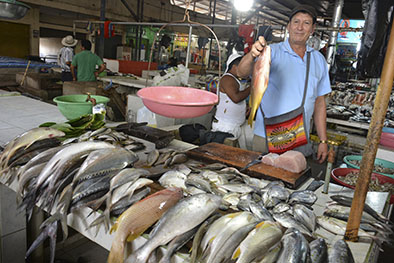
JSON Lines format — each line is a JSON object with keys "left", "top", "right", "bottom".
{"left": 108, "top": 241, "right": 125, "bottom": 263}
{"left": 26, "top": 220, "right": 58, "bottom": 262}
{"left": 103, "top": 207, "right": 111, "bottom": 232}
{"left": 247, "top": 109, "right": 255, "bottom": 127}
{"left": 89, "top": 192, "right": 108, "bottom": 211}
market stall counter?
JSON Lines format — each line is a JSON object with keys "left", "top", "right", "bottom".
{"left": 0, "top": 91, "right": 392, "bottom": 262}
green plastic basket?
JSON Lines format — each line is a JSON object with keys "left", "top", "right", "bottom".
{"left": 344, "top": 155, "right": 394, "bottom": 179}
{"left": 53, "top": 94, "right": 110, "bottom": 120}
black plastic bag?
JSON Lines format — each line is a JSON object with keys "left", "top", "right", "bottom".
{"left": 357, "top": 0, "right": 394, "bottom": 78}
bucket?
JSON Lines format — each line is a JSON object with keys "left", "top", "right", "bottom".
{"left": 53, "top": 94, "right": 110, "bottom": 120}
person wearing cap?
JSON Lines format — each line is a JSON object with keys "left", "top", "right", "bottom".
{"left": 58, "top": 35, "right": 78, "bottom": 82}
{"left": 71, "top": 40, "right": 106, "bottom": 82}
{"left": 211, "top": 53, "right": 251, "bottom": 144}
{"left": 237, "top": 4, "right": 331, "bottom": 163}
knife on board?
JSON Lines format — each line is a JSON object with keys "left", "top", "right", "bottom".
{"left": 240, "top": 153, "right": 267, "bottom": 172}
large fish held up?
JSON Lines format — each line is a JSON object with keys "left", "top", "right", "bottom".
{"left": 248, "top": 46, "right": 271, "bottom": 127}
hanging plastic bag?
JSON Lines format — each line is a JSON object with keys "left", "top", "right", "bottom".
{"left": 153, "top": 64, "right": 190, "bottom": 86}
{"left": 137, "top": 106, "right": 157, "bottom": 126}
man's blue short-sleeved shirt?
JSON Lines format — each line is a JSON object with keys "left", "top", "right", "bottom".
{"left": 254, "top": 39, "right": 332, "bottom": 138}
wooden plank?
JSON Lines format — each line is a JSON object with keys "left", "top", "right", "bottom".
{"left": 186, "top": 142, "right": 310, "bottom": 189}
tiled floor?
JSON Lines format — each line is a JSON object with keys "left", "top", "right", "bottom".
{"left": 0, "top": 90, "right": 108, "bottom": 262}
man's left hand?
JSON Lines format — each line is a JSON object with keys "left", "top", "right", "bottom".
{"left": 94, "top": 71, "right": 99, "bottom": 78}
{"left": 316, "top": 143, "right": 328, "bottom": 163}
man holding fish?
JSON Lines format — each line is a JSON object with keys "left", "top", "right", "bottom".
{"left": 237, "top": 4, "right": 331, "bottom": 163}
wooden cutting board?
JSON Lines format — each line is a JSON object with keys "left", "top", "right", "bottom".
{"left": 186, "top": 142, "right": 311, "bottom": 189}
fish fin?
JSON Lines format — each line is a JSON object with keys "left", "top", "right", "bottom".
{"left": 25, "top": 221, "right": 58, "bottom": 261}
{"left": 89, "top": 193, "right": 108, "bottom": 211}
{"left": 88, "top": 215, "right": 105, "bottom": 232}
{"left": 49, "top": 222, "right": 57, "bottom": 263}
{"left": 232, "top": 247, "right": 241, "bottom": 260}
{"left": 255, "top": 221, "right": 266, "bottom": 228}
{"left": 127, "top": 231, "right": 143, "bottom": 242}
{"left": 103, "top": 208, "right": 111, "bottom": 232}
{"left": 109, "top": 220, "right": 118, "bottom": 234}
{"left": 208, "top": 235, "right": 216, "bottom": 244}
{"left": 247, "top": 109, "right": 255, "bottom": 127}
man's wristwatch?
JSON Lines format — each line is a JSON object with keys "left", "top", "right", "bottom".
{"left": 320, "top": 140, "right": 328, "bottom": 144}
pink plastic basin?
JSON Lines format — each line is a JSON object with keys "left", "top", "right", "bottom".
{"left": 137, "top": 86, "right": 218, "bottom": 119}
{"left": 380, "top": 132, "right": 394, "bottom": 149}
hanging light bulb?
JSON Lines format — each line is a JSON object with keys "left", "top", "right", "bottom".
{"left": 233, "top": 0, "right": 253, "bottom": 12}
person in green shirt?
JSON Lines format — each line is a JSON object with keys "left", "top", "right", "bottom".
{"left": 71, "top": 40, "right": 106, "bottom": 81}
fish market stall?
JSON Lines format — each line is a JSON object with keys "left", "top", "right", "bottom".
{"left": 0, "top": 92, "right": 393, "bottom": 263}
{"left": 98, "top": 75, "right": 154, "bottom": 93}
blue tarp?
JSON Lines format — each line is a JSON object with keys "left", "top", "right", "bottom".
{"left": 0, "top": 56, "right": 60, "bottom": 69}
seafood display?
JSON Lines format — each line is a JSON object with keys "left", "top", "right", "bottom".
{"left": 348, "top": 159, "right": 394, "bottom": 175}
{"left": 248, "top": 45, "right": 271, "bottom": 127}
{"left": 339, "top": 170, "right": 394, "bottom": 194}
{"left": 326, "top": 85, "right": 394, "bottom": 127}
{"left": 0, "top": 126, "right": 391, "bottom": 263}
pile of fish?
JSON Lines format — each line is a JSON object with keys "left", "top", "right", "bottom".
{"left": 340, "top": 170, "right": 394, "bottom": 193}
{"left": 1, "top": 127, "right": 392, "bottom": 263}
{"left": 326, "top": 88, "right": 394, "bottom": 126}
{"left": 0, "top": 127, "right": 153, "bottom": 263}
{"left": 145, "top": 149, "right": 188, "bottom": 168}
{"left": 348, "top": 159, "right": 394, "bottom": 175}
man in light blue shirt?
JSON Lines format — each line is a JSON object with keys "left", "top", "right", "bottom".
{"left": 238, "top": 5, "right": 331, "bottom": 163}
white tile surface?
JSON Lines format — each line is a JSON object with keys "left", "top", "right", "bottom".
{"left": 0, "top": 92, "right": 66, "bottom": 146}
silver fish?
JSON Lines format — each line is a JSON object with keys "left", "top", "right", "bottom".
{"left": 146, "top": 149, "right": 160, "bottom": 167}
{"left": 272, "top": 203, "right": 292, "bottom": 214}
{"left": 186, "top": 174, "right": 212, "bottom": 193}
{"left": 248, "top": 199, "right": 274, "bottom": 221}
{"left": 277, "top": 228, "right": 310, "bottom": 263}
{"left": 0, "top": 127, "right": 64, "bottom": 170}
{"left": 328, "top": 239, "right": 354, "bottom": 263}
{"left": 126, "top": 193, "right": 222, "bottom": 263}
{"left": 293, "top": 204, "right": 317, "bottom": 232}
{"left": 210, "top": 223, "right": 256, "bottom": 263}
{"left": 273, "top": 212, "right": 312, "bottom": 237}
{"left": 289, "top": 190, "right": 317, "bottom": 205}
{"left": 218, "top": 183, "right": 255, "bottom": 194}
{"left": 73, "top": 147, "right": 139, "bottom": 184}
{"left": 202, "top": 212, "right": 258, "bottom": 263}
{"left": 232, "top": 221, "right": 283, "bottom": 263}
{"left": 159, "top": 170, "right": 187, "bottom": 190}
{"left": 158, "top": 226, "right": 198, "bottom": 263}
{"left": 309, "top": 238, "right": 328, "bottom": 263}
{"left": 36, "top": 141, "right": 115, "bottom": 191}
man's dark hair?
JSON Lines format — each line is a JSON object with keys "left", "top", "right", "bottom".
{"left": 81, "top": 40, "right": 92, "bottom": 50}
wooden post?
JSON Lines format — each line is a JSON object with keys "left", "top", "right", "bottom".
{"left": 323, "top": 146, "right": 335, "bottom": 194}
{"left": 345, "top": 22, "right": 394, "bottom": 241}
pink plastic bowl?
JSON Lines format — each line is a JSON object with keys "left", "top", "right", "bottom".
{"left": 137, "top": 86, "right": 218, "bottom": 119}
{"left": 380, "top": 132, "right": 394, "bottom": 149}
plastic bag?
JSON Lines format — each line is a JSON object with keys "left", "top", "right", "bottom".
{"left": 136, "top": 106, "right": 157, "bottom": 126}
{"left": 153, "top": 64, "right": 190, "bottom": 86}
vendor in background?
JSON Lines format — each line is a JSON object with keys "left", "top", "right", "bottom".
{"left": 70, "top": 40, "right": 106, "bottom": 81}
{"left": 211, "top": 53, "right": 251, "bottom": 141}
{"left": 58, "top": 35, "right": 78, "bottom": 82}
{"left": 237, "top": 4, "right": 331, "bottom": 163}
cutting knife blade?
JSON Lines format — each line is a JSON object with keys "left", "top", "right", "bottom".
{"left": 240, "top": 153, "right": 267, "bottom": 172}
